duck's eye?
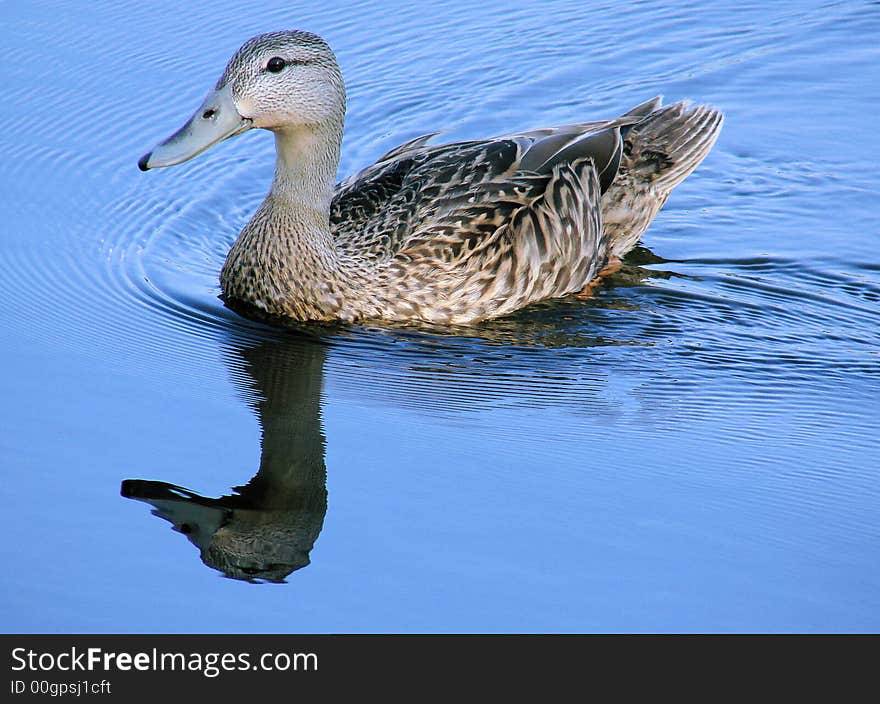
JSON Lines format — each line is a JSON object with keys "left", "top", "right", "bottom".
{"left": 266, "top": 57, "right": 286, "bottom": 73}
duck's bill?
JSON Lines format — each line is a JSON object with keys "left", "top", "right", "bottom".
{"left": 138, "top": 84, "right": 252, "bottom": 171}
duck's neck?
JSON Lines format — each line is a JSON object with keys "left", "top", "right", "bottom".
{"left": 222, "top": 121, "right": 348, "bottom": 320}
{"left": 271, "top": 123, "right": 340, "bottom": 216}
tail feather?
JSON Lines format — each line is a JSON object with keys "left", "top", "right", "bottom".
{"left": 627, "top": 101, "right": 724, "bottom": 191}
{"left": 601, "top": 99, "right": 723, "bottom": 258}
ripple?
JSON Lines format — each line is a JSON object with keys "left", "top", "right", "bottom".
{"left": 4, "top": 136, "right": 878, "bottom": 418}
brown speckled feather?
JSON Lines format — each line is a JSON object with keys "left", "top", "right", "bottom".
{"left": 322, "top": 132, "right": 617, "bottom": 323}
{"left": 319, "top": 98, "right": 722, "bottom": 323}
{"left": 343, "top": 158, "right": 604, "bottom": 324}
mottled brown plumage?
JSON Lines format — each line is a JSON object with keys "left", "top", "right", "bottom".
{"left": 140, "top": 31, "right": 724, "bottom": 325}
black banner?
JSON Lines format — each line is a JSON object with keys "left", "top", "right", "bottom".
{"left": 2, "top": 634, "right": 873, "bottom": 698}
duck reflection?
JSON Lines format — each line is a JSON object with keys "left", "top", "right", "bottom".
{"left": 122, "top": 335, "right": 328, "bottom": 583}
{"left": 122, "top": 251, "right": 674, "bottom": 582}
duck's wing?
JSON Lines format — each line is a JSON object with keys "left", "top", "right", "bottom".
{"left": 330, "top": 138, "right": 514, "bottom": 258}
{"left": 330, "top": 121, "right": 624, "bottom": 262}
{"left": 330, "top": 124, "right": 628, "bottom": 323}
{"left": 378, "top": 155, "right": 605, "bottom": 323}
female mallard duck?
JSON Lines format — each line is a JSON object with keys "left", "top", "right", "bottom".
{"left": 139, "top": 30, "right": 723, "bottom": 325}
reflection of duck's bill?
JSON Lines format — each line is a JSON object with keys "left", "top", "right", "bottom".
{"left": 138, "top": 84, "right": 253, "bottom": 171}
{"left": 120, "top": 479, "right": 229, "bottom": 532}
{"left": 121, "top": 479, "right": 231, "bottom": 556}
{"left": 121, "top": 479, "right": 211, "bottom": 505}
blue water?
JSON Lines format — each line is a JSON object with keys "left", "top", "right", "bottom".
{"left": 2, "top": 0, "right": 879, "bottom": 632}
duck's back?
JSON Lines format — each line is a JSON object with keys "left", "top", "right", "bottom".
{"left": 326, "top": 97, "right": 722, "bottom": 323}
{"left": 329, "top": 135, "right": 612, "bottom": 323}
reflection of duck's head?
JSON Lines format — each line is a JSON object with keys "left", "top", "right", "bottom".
{"left": 203, "top": 509, "right": 318, "bottom": 582}
{"left": 122, "top": 476, "right": 324, "bottom": 583}
{"left": 122, "top": 335, "right": 328, "bottom": 583}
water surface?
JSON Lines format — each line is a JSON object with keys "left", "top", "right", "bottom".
{"left": 2, "top": 0, "right": 879, "bottom": 632}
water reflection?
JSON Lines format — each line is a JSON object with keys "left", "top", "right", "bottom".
{"left": 122, "top": 336, "right": 328, "bottom": 583}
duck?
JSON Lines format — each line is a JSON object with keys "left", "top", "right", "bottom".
{"left": 139, "top": 30, "right": 723, "bottom": 325}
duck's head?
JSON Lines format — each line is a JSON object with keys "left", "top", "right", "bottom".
{"left": 138, "top": 31, "right": 344, "bottom": 171}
